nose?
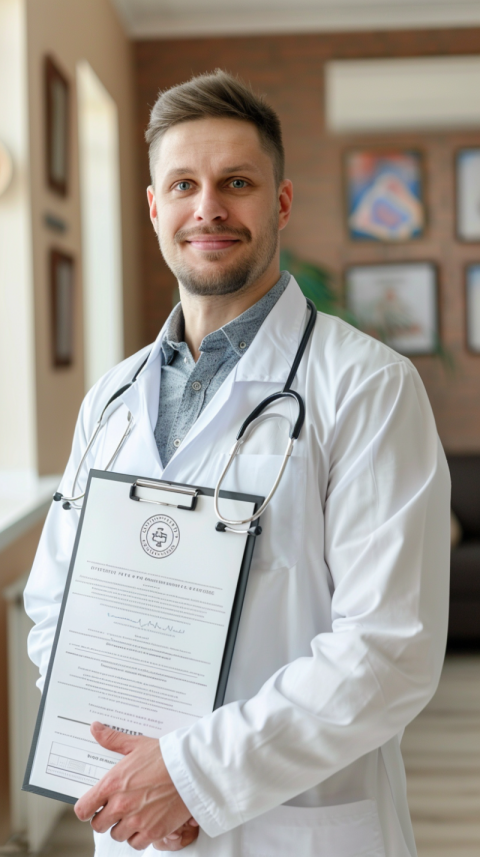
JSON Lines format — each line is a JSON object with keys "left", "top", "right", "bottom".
{"left": 193, "top": 183, "right": 228, "bottom": 223}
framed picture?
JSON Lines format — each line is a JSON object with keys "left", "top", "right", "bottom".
{"left": 345, "top": 262, "right": 438, "bottom": 355}
{"left": 456, "top": 149, "right": 480, "bottom": 242}
{"left": 45, "top": 55, "right": 70, "bottom": 196}
{"left": 345, "top": 150, "right": 425, "bottom": 242}
{"left": 50, "top": 249, "right": 75, "bottom": 367}
{"left": 466, "top": 264, "right": 480, "bottom": 352}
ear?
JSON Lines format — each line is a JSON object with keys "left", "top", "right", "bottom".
{"left": 278, "top": 179, "right": 293, "bottom": 231}
{"left": 147, "top": 185, "right": 159, "bottom": 234}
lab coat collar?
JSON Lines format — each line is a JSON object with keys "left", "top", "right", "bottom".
{"left": 135, "top": 272, "right": 306, "bottom": 384}
{"left": 148, "top": 273, "right": 306, "bottom": 381}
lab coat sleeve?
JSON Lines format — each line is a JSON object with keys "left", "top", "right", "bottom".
{"left": 24, "top": 397, "right": 91, "bottom": 691}
{"left": 160, "top": 360, "right": 451, "bottom": 836}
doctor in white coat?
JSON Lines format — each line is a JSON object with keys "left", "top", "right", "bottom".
{"left": 24, "top": 70, "right": 450, "bottom": 857}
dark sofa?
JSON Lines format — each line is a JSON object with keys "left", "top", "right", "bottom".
{"left": 447, "top": 455, "right": 480, "bottom": 646}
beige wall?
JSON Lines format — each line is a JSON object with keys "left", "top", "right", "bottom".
{"left": 26, "top": 0, "right": 142, "bottom": 475}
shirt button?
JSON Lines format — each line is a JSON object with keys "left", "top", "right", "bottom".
{"left": 173, "top": 439, "right": 181, "bottom": 448}
{"left": 239, "top": 341, "right": 247, "bottom": 350}
{"left": 192, "top": 381, "right": 202, "bottom": 391}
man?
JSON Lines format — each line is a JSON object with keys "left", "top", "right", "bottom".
{"left": 25, "top": 70, "right": 450, "bottom": 856}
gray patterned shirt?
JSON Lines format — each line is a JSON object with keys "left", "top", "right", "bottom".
{"left": 155, "top": 271, "right": 290, "bottom": 466}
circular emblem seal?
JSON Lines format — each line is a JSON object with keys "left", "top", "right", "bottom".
{"left": 140, "top": 514, "right": 180, "bottom": 559}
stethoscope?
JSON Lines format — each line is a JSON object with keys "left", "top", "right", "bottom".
{"left": 54, "top": 298, "right": 317, "bottom": 533}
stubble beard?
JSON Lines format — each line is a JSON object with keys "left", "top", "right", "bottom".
{"left": 157, "top": 210, "right": 279, "bottom": 297}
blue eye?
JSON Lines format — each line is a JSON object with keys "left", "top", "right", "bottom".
{"left": 176, "top": 181, "right": 191, "bottom": 191}
{"left": 231, "top": 179, "right": 247, "bottom": 189}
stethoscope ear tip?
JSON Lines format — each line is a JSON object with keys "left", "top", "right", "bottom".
{"left": 53, "top": 492, "right": 63, "bottom": 502}
{"left": 62, "top": 501, "right": 72, "bottom": 510}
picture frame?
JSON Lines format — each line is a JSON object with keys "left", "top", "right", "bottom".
{"left": 50, "top": 249, "right": 75, "bottom": 367}
{"left": 45, "top": 55, "right": 70, "bottom": 196}
{"left": 345, "top": 150, "right": 425, "bottom": 242}
{"left": 465, "top": 264, "right": 480, "bottom": 353}
{"left": 456, "top": 149, "right": 480, "bottom": 242}
{"left": 345, "top": 262, "right": 438, "bottom": 356}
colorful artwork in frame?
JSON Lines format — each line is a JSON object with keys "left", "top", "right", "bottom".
{"left": 346, "top": 150, "right": 424, "bottom": 242}
{"left": 345, "top": 262, "right": 438, "bottom": 355}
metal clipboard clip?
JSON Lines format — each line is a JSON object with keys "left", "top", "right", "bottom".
{"left": 129, "top": 479, "right": 198, "bottom": 511}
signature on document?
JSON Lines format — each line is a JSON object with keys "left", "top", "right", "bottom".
{"left": 107, "top": 613, "right": 185, "bottom": 634}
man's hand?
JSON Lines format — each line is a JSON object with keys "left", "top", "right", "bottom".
{"left": 74, "top": 722, "right": 199, "bottom": 851}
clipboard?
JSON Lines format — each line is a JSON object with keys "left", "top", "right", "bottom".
{"left": 23, "top": 469, "right": 264, "bottom": 804}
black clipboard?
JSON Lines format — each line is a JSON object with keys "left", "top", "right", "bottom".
{"left": 23, "top": 469, "right": 264, "bottom": 804}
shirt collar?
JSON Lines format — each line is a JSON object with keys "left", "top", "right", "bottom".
{"left": 160, "top": 302, "right": 184, "bottom": 365}
{"left": 160, "top": 270, "right": 291, "bottom": 364}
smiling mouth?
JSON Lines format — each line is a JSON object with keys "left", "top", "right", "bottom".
{"left": 186, "top": 237, "right": 240, "bottom": 251}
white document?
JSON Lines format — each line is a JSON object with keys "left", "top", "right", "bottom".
{"left": 24, "top": 472, "right": 259, "bottom": 802}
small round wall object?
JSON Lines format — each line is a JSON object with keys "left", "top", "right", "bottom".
{"left": 0, "top": 141, "right": 13, "bottom": 197}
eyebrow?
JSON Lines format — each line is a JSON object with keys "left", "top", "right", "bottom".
{"left": 164, "top": 162, "right": 262, "bottom": 180}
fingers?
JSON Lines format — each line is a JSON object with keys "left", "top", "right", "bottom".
{"left": 90, "top": 722, "right": 138, "bottom": 755}
{"left": 152, "top": 820, "right": 200, "bottom": 851}
{"left": 75, "top": 784, "right": 109, "bottom": 822}
{"left": 88, "top": 798, "right": 125, "bottom": 833}
{"left": 75, "top": 727, "right": 142, "bottom": 821}
{"left": 75, "top": 767, "right": 121, "bottom": 822}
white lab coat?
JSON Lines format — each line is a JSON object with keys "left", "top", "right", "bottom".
{"left": 24, "top": 277, "right": 450, "bottom": 857}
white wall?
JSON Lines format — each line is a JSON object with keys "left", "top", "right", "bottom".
{"left": 0, "top": 0, "right": 37, "bottom": 473}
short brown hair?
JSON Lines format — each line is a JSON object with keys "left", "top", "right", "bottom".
{"left": 145, "top": 69, "right": 285, "bottom": 186}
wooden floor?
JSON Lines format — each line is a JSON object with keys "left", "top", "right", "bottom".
{"left": 403, "top": 653, "right": 480, "bottom": 857}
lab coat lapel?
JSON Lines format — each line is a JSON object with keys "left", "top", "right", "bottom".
{"left": 233, "top": 275, "right": 307, "bottom": 385}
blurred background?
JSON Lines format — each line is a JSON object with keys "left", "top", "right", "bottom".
{"left": 1, "top": 0, "right": 480, "bottom": 854}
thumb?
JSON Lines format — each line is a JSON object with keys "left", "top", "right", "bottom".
{"left": 90, "top": 722, "right": 137, "bottom": 755}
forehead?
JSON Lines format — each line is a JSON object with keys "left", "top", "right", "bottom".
{"left": 154, "top": 117, "right": 271, "bottom": 177}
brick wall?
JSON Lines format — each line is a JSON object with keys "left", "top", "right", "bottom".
{"left": 135, "top": 28, "right": 480, "bottom": 452}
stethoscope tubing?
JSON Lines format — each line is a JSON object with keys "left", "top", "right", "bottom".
{"left": 54, "top": 356, "right": 149, "bottom": 510}
{"left": 214, "top": 298, "right": 317, "bottom": 532}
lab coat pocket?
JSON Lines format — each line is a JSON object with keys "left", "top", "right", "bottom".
{"left": 216, "top": 453, "right": 307, "bottom": 571}
{"left": 242, "top": 800, "right": 385, "bottom": 857}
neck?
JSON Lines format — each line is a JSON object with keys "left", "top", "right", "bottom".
{"left": 179, "top": 263, "right": 281, "bottom": 359}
